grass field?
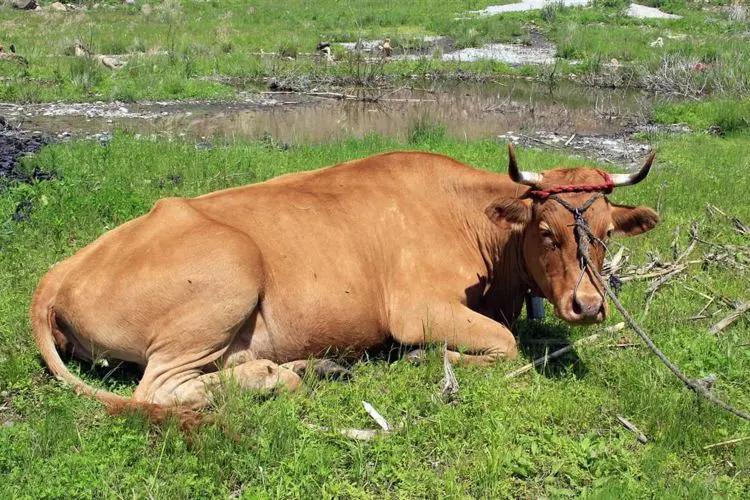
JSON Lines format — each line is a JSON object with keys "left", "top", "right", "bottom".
{"left": 1, "top": 0, "right": 748, "bottom": 102}
{"left": 1, "top": 119, "right": 748, "bottom": 496}
{"left": 2, "top": 0, "right": 750, "bottom": 497}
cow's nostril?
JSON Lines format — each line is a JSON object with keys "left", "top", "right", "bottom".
{"left": 574, "top": 294, "right": 602, "bottom": 318}
{"left": 572, "top": 297, "right": 583, "bottom": 316}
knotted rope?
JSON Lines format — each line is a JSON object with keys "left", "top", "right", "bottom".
{"left": 526, "top": 170, "right": 614, "bottom": 200}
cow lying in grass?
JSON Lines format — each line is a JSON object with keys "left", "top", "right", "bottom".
{"left": 31, "top": 145, "right": 658, "bottom": 414}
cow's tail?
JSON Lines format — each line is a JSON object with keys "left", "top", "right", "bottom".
{"left": 30, "top": 277, "right": 204, "bottom": 430}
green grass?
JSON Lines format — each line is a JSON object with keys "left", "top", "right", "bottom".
{"left": 1, "top": 129, "right": 748, "bottom": 497}
{"left": 1, "top": 1, "right": 748, "bottom": 102}
{"left": 653, "top": 98, "right": 750, "bottom": 133}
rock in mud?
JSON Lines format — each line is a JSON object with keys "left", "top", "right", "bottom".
{"left": 12, "top": 0, "right": 37, "bottom": 9}
{"left": 0, "top": 116, "right": 54, "bottom": 185}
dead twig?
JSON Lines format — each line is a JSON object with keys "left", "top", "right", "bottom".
{"left": 506, "top": 323, "right": 625, "bottom": 378}
{"left": 709, "top": 301, "right": 750, "bottom": 335}
{"left": 703, "top": 436, "right": 750, "bottom": 450}
{"left": 616, "top": 415, "right": 648, "bottom": 444}
{"left": 440, "top": 344, "right": 459, "bottom": 400}
{"left": 687, "top": 296, "right": 715, "bottom": 321}
{"left": 611, "top": 342, "right": 638, "bottom": 348}
{"left": 619, "top": 262, "right": 696, "bottom": 283}
{"left": 305, "top": 423, "right": 382, "bottom": 441}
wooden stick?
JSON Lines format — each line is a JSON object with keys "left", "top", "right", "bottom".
{"left": 506, "top": 322, "right": 625, "bottom": 378}
{"left": 703, "top": 435, "right": 750, "bottom": 450}
{"left": 709, "top": 302, "right": 750, "bottom": 335}
{"left": 616, "top": 415, "right": 648, "bottom": 444}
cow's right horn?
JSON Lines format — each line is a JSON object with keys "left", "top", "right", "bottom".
{"left": 507, "top": 143, "right": 542, "bottom": 186}
{"left": 610, "top": 152, "right": 655, "bottom": 187}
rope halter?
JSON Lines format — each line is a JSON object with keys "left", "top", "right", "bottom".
{"left": 524, "top": 182, "right": 611, "bottom": 303}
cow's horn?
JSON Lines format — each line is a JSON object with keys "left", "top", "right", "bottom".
{"left": 610, "top": 152, "right": 655, "bottom": 187}
{"left": 507, "top": 143, "right": 542, "bottom": 186}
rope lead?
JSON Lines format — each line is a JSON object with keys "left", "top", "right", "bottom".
{"left": 551, "top": 193, "right": 750, "bottom": 423}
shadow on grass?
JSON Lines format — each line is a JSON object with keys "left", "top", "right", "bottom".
{"left": 359, "top": 318, "right": 588, "bottom": 380}
{"left": 61, "top": 356, "right": 143, "bottom": 392}
{"left": 515, "top": 318, "right": 589, "bottom": 379}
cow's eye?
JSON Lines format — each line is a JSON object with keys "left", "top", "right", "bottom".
{"left": 540, "top": 229, "right": 557, "bottom": 248}
{"left": 606, "top": 228, "right": 614, "bottom": 239}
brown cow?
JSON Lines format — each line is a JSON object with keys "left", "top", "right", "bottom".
{"left": 30, "top": 145, "right": 658, "bottom": 411}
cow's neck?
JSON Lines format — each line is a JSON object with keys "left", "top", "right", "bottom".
{"left": 459, "top": 177, "right": 535, "bottom": 325}
{"left": 473, "top": 219, "right": 532, "bottom": 324}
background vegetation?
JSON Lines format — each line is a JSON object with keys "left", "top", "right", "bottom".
{"left": 0, "top": 0, "right": 748, "bottom": 101}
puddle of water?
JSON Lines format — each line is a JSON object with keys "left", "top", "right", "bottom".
{"left": 0, "top": 78, "right": 656, "bottom": 145}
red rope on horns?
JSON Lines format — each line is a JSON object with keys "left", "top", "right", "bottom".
{"left": 525, "top": 170, "right": 615, "bottom": 199}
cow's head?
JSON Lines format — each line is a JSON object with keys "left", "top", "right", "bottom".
{"left": 488, "top": 145, "right": 659, "bottom": 324}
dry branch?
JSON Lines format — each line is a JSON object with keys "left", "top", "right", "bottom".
{"left": 305, "top": 423, "right": 382, "bottom": 441}
{"left": 709, "top": 301, "right": 750, "bottom": 335}
{"left": 703, "top": 435, "right": 750, "bottom": 450}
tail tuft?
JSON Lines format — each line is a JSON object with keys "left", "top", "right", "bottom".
{"left": 107, "top": 401, "right": 207, "bottom": 431}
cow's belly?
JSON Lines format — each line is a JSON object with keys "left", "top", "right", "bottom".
{"left": 238, "top": 285, "right": 388, "bottom": 363}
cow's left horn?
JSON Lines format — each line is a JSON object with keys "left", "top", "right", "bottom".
{"left": 610, "top": 152, "right": 655, "bottom": 187}
{"left": 507, "top": 143, "right": 542, "bottom": 186}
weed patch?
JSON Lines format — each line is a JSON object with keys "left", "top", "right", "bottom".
{"left": 653, "top": 99, "right": 750, "bottom": 134}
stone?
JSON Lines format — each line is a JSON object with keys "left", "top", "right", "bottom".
{"left": 626, "top": 3, "right": 681, "bottom": 20}
{"left": 49, "top": 2, "right": 67, "bottom": 11}
{"left": 12, "top": 0, "right": 38, "bottom": 10}
{"left": 469, "top": 1, "right": 590, "bottom": 17}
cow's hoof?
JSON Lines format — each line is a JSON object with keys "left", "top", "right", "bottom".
{"left": 314, "top": 359, "right": 353, "bottom": 381}
{"left": 405, "top": 349, "right": 426, "bottom": 365}
{"left": 281, "top": 359, "right": 353, "bottom": 381}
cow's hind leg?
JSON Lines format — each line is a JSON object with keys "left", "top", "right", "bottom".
{"left": 165, "top": 360, "right": 302, "bottom": 407}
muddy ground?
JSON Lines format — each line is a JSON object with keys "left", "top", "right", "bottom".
{"left": 0, "top": 116, "right": 53, "bottom": 185}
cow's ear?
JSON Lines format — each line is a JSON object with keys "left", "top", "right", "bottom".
{"left": 485, "top": 198, "right": 531, "bottom": 229}
{"left": 611, "top": 203, "right": 659, "bottom": 236}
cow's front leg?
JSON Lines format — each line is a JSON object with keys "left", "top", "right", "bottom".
{"left": 391, "top": 301, "right": 518, "bottom": 366}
